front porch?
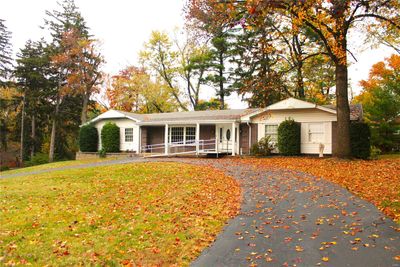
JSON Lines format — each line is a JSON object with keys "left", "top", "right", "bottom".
{"left": 139, "top": 123, "right": 242, "bottom": 157}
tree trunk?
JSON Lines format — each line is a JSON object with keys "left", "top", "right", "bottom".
{"left": 81, "top": 91, "right": 89, "bottom": 124}
{"left": 334, "top": 61, "right": 351, "bottom": 158}
{"left": 297, "top": 61, "right": 305, "bottom": 99}
{"left": 31, "top": 115, "right": 36, "bottom": 158}
{"left": 49, "top": 95, "right": 60, "bottom": 163}
{"left": 20, "top": 94, "right": 25, "bottom": 166}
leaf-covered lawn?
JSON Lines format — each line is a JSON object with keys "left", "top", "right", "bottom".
{"left": 0, "top": 162, "right": 240, "bottom": 266}
{"left": 239, "top": 157, "right": 400, "bottom": 222}
{"left": 0, "top": 157, "right": 118, "bottom": 175}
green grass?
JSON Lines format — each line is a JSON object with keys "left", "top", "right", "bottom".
{"left": 0, "top": 157, "right": 117, "bottom": 176}
{"left": 0, "top": 162, "right": 240, "bottom": 266}
{"left": 378, "top": 153, "right": 400, "bottom": 159}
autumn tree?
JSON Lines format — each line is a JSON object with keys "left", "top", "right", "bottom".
{"left": 354, "top": 54, "right": 400, "bottom": 151}
{"left": 139, "top": 31, "right": 188, "bottom": 110}
{"left": 175, "top": 34, "right": 211, "bottom": 109}
{"left": 187, "top": 0, "right": 400, "bottom": 158}
{"left": 106, "top": 66, "right": 180, "bottom": 113}
{"left": 44, "top": 0, "right": 100, "bottom": 162}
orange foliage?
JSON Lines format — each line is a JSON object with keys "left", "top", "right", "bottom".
{"left": 238, "top": 157, "right": 400, "bottom": 222}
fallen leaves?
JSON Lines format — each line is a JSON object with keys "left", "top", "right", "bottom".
{"left": 0, "top": 162, "right": 241, "bottom": 266}
{"left": 321, "top": 256, "right": 329, "bottom": 262}
{"left": 240, "top": 157, "right": 400, "bottom": 222}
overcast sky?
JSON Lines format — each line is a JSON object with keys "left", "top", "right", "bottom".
{"left": 1, "top": 0, "right": 396, "bottom": 108}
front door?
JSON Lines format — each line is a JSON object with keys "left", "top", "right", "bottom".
{"left": 217, "top": 125, "right": 233, "bottom": 152}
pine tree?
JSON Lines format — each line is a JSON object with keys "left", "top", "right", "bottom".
{"left": 0, "top": 19, "right": 12, "bottom": 85}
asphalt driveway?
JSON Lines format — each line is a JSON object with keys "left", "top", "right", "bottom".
{"left": 183, "top": 159, "right": 400, "bottom": 267}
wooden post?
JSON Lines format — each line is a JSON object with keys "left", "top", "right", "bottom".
{"left": 196, "top": 123, "right": 200, "bottom": 155}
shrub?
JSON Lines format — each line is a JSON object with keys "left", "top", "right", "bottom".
{"left": 0, "top": 166, "right": 10, "bottom": 172}
{"left": 101, "top": 122, "right": 120, "bottom": 153}
{"left": 79, "top": 124, "right": 98, "bottom": 152}
{"left": 278, "top": 119, "right": 301, "bottom": 156}
{"left": 350, "top": 122, "right": 371, "bottom": 159}
{"left": 250, "top": 136, "right": 275, "bottom": 156}
{"left": 98, "top": 148, "right": 106, "bottom": 158}
{"left": 370, "top": 146, "right": 381, "bottom": 160}
{"left": 24, "top": 153, "right": 49, "bottom": 167}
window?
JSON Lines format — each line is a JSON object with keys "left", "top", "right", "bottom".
{"left": 265, "top": 124, "right": 278, "bottom": 142}
{"left": 185, "top": 127, "right": 196, "bottom": 144}
{"left": 308, "top": 123, "right": 324, "bottom": 143}
{"left": 169, "top": 126, "right": 196, "bottom": 144}
{"left": 125, "top": 128, "right": 133, "bottom": 142}
{"left": 169, "top": 127, "right": 184, "bottom": 144}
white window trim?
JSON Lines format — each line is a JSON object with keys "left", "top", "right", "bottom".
{"left": 124, "top": 128, "right": 134, "bottom": 142}
{"left": 265, "top": 124, "right": 278, "bottom": 141}
{"left": 168, "top": 126, "right": 196, "bottom": 145}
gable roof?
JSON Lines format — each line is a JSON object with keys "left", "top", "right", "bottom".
{"left": 266, "top": 97, "right": 336, "bottom": 114}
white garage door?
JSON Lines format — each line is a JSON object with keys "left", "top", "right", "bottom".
{"left": 301, "top": 122, "right": 332, "bottom": 154}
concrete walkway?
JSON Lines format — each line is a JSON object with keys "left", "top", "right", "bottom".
{"left": 1, "top": 157, "right": 399, "bottom": 266}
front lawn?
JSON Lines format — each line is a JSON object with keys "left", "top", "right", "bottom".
{"left": 240, "top": 157, "right": 400, "bottom": 222}
{"left": 0, "top": 157, "right": 117, "bottom": 176}
{"left": 0, "top": 162, "right": 240, "bottom": 266}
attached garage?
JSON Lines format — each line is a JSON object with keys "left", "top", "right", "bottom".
{"left": 251, "top": 98, "right": 359, "bottom": 155}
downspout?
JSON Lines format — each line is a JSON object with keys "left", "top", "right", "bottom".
{"left": 247, "top": 122, "right": 251, "bottom": 155}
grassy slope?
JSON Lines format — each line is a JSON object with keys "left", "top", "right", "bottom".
{"left": 0, "top": 162, "right": 240, "bottom": 266}
{"left": 0, "top": 157, "right": 117, "bottom": 176}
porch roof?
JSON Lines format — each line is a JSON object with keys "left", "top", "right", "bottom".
{"left": 123, "top": 108, "right": 262, "bottom": 124}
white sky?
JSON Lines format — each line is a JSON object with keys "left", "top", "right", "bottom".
{"left": 1, "top": 0, "right": 397, "bottom": 109}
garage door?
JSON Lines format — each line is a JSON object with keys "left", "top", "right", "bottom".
{"left": 301, "top": 122, "right": 332, "bottom": 154}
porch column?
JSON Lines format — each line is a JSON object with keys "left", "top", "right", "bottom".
{"left": 164, "top": 124, "right": 169, "bottom": 155}
{"left": 232, "top": 122, "right": 236, "bottom": 156}
{"left": 138, "top": 126, "right": 141, "bottom": 153}
{"left": 195, "top": 123, "right": 200, "bottom": 155}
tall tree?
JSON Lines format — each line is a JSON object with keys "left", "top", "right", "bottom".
{"left": 354, "top": 54, "right": 400, "bottom": 151}
{"left": 204, "top": 32, "right": 234, "bottom": 109}
{"left": 44, "top": 0, "right": 97, "bottom": 161}
{"left": 106, "top": 66, "right": 180, "bottom": 113}
{"left": 0, "top": 19, "right": 12, "bottom": 85}
{"left": 187, "top": 0, "right": 400, "bottom": 158}
{"left": 14, "top": 40, "right": 54, "bottom": 158}
{"left": 139, "top": 31, "right": 187, "bottom": 110}
{"left": 175, "top": 34, "right": 211, "bottom": 109}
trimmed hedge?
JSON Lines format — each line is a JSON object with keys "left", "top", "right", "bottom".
{"left": 350, "top": 122, "right": 371, "bottom": 159}
{"left": 101, "top": 122, "right": 120, "bottom": 152}
{"left": 278, "top": 119, "right": 301, "bottom": 156}
{"left": 79, "top": 124, "right": 98, "bottom": 152}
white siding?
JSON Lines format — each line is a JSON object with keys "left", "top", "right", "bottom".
{"left": 93, "top": 119, "right": 140, "bottom": 153}
{"left": 253, "top": 109, "right": 335, "bottom": 154}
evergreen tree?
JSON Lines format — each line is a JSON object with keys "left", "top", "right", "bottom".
{"left": 0, "top": 19, "right": 12, "bottom": 85}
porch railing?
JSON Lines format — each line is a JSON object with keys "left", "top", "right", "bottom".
{"left": 140, "top": 139, "right": 232, "bottom": 157}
